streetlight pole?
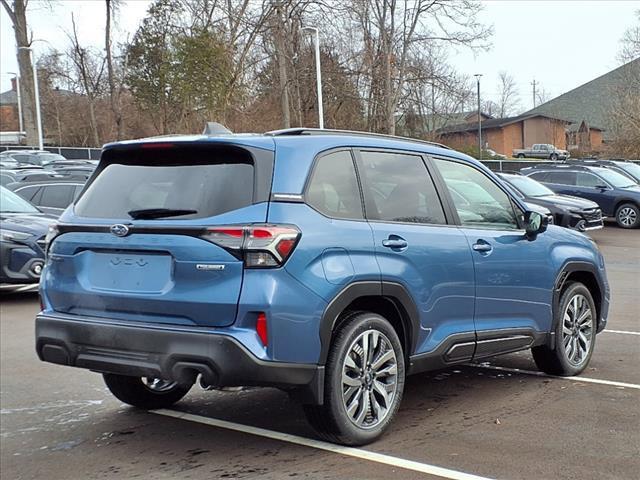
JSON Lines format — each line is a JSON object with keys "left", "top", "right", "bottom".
{"left": 474, "top": 74, "right": 482, "bottom": 160}
{"left": 17, "top": 46, "right": 43, "bottom": 150}
{"left": 7, "top": 72, "right": 24, "bottom": 136}
{"left": 302, "top": 26, "right": 324, "bottom": 129}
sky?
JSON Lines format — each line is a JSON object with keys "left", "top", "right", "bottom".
{"left": 1, "top": 0, "right": 638, "bottom": 112}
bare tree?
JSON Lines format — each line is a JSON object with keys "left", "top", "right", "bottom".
{"left": 618, "top": 10, "right": 640, "bottom": 63}
{"left": 68, "top": 13, "right": 106, "bottom": 146}
{"left": 271, "top": 1, "right": 291, "bottom": 128}
{"left": 536, "top": 86, "right": 552, "bottom": 106}
{"left": 496, "top": 71, "right": 520, "bottom": 118}
{"left": 105, "top": 0, "right": 124, "bottom": 140}
{"left": 341, "top": 0, "right": 491, "bottom": 134}
{"left": 1, "top": 0, "right": 38, "bottom": 145}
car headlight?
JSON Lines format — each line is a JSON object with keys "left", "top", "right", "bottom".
{"left": 0, "top": 229, "right": 32, "bottom": 242}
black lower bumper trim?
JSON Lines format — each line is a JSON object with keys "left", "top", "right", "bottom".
{"left": 36, "top": 315, "right": 324, "bottom": 404}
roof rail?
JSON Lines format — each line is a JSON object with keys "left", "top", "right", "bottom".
{"left": 265, "top": 128, "right": 451, "bottom": 150}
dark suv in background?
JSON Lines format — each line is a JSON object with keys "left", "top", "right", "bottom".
{"left": 567, "top": 159, "right": 640, "bottom": 183}
{"left": 496, "top": 172, "right": 603, "bottom": 231}
{"left": 521, "top": 164, "right": 640, "bottom": 228}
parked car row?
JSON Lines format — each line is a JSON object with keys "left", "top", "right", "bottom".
{"left": 1, "top": 151, "right": 96, "bottom": 289}
{"left": 520, "top": 160, "right": 640, "bottom": 228}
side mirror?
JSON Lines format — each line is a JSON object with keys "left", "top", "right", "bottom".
{"left": 524, "top": 210, "right": 548, "bottom": 239}
{"left": 595, "top": 185, "right": 610, "bottom": 191}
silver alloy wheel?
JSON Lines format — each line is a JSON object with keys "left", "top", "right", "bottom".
{"left": 618, "top": 207, "right": 637, "bottom": 227}
{"left": 341, "top": 329, "right": 398, "bottom": 429}
{"left": 562, "top": 294, "right": 594, "bottom": 366}
{"left": 142, "top": 377, "right": 177, "bottom": 392}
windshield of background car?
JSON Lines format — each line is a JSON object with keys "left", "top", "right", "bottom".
{"left": 504, "top": 175, "right": 555, "bottom": 197}
{"left": 0, "top": 186, "right": 40, "bottom": 214}
{"left": 591, "top": 167, "right": 637, "bottom": 188}
{"left": 37, "top": 153, "right": 66, "bottom": 164}
{"left": 617, "top": 162, "right": 640, "bottom": 180}
{"left": 74, "top": 147, "right": 255, "bottom": 219}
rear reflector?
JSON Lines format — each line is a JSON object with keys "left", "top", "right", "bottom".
{"left": 201, "top": 224, "right": 300, "bottom": 268}
{"left": 256, "top": 312, "right": 268, "bottom": 346}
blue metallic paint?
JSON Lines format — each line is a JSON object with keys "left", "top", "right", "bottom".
{"left": 39, "top": 133, "right": 609, "bottom": 375}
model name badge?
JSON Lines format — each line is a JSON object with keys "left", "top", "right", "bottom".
{"left": 196, "top": 264, "right": 225, "bottom": 271}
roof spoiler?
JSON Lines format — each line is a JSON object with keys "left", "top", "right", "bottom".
{"left": 203, "top": 122, "right": 232, "bottom": 135}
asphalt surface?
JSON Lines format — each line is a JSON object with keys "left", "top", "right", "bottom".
{"left": 1, "top": 226, "right": 638, "bottom": 480}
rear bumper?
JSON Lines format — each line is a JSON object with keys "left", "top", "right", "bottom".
{"left": 36, "top": 314, "right": 324, "bottom": 404}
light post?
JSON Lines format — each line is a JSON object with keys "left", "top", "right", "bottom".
{"left": 474, "top": 74, "right": 482, "bottom": 160}
{"left": 17, "top": 46, "right": 43, "bottom": 150}
{"left": 6, "top": 72, "right": 24, "bottom": 136}
{"left": 302, "top": 26, "right": 324, "bottom": 129}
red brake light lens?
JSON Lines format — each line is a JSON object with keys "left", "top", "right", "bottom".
{"left": 141, "top": 142, "right": 175, "bottom": 149}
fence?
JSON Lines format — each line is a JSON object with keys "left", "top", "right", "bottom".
{"left": 0, "top": 145, "right": 101, "bottom": 160}
{"left": 1, "top": 145, "right": 636, "bottom": 171}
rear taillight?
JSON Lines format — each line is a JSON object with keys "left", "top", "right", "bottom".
{"left": 201, "top": 224, "right": 300, "bottom": 268}
{"left": 44, "top": 224, "right": 59, "bottom": 255}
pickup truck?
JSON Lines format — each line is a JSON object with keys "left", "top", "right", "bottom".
{"left": 513, "top": 144, "right": 569, "bottom": 160}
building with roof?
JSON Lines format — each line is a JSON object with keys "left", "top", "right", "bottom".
{"left": 0, "top": 77, "right": 20, "bottom": 133}
{"left": 437, "top": 112, "right": 571, "bottom": 156}
{"left": 522, "top": 58, "right": 639, "bottom": 144}
{"left": 437, "top": 59, "right": 639, "bottom": 156}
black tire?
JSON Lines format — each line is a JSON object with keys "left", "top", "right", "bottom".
{"left": 532, "top": 282, "right": 597, "bottom": 376}
{"left": 303, "top": 312, "right": 405, "bottom": 446}
{"left": 550, "top": 153, "right": 558, "bottom": 160}
{"left": 516, "top": 153, "right": 525, "bottom": 158}
{"left": 103, "top": 374, "right": 192, "bottom": 409}
{"left": 615, "top": 202, "right": 640, "bottom": 229}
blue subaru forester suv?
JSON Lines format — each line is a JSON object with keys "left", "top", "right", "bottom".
{"left": 36, "top": 129, "right": 610, "bottom": 445}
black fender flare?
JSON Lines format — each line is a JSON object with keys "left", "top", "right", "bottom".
{"left": 317, "top": 281, "right": 420, "bottom": 365}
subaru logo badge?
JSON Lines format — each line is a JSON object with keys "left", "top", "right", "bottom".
{"left": 110, "top": 224, "right": 130, "bottom": 237}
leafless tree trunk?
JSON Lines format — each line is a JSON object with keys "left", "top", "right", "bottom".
{"left": 497, "top": 71, "right": 520, "bottom": 118}
{"left": 69, "top": 13, "right": 104, "bottom": 146}
{"left": 105, "top": 0, "right": 123, "bottom": 140}
{"left": 1, "top": 0, "right": 38, "bottom": 145}
{"left": 272, "top": 2, "right": 291, "bottom": 128}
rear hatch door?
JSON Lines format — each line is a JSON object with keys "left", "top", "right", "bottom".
{"left": 44, "top": 141, "right": 273, "bottom": 328}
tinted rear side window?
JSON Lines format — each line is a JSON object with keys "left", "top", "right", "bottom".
{"left": 547, "top": 171, "right": 576, "bottom": 185}
{"left": 306, "top": 150, "right": 364, "bottom": 219}
{"left": 41, "top": 185, "right": 74, "bottom": 208}
{"left": 528, "top": 172, "right": 549, "bottom": 182}
{"left": 357, "top": 151, "right": 446, "bottom": 224}
{"left": 75, "top": 149, "right": 255, "bottom": 219}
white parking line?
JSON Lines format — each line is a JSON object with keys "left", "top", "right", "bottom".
{"left": 153, "top": 409, "right": 494, "bottom": 480}
{"left": 467, "top": 364, "right": 640, "bottom": 390}
{"left": 604, "top": 329, "right": 640, "bottom": 336}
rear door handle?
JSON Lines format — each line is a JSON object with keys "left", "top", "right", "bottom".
{"left": 472, "top": 241, "right": 492, "bottom": 253}
{"left": 382, "top": 236, "right": 408, "bottom": 249}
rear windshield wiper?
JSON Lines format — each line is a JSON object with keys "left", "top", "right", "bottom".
{"left": 127, "top": 208, "right": 198, "bottom": 220}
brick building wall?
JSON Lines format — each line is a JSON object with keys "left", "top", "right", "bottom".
{"left": 0, "top": 105, "right": 19, "bottom": 131}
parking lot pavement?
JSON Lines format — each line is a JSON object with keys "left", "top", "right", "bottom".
{"left": 1, "top": 226, "right": 638, "bottom": 480}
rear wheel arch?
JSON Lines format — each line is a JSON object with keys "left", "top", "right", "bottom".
{"left": 318, "top": 281, "right": 419, "bottom": 365}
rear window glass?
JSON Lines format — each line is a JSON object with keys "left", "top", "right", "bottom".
{"left": 75, "top": 155, "right": 254, "bottom": 219}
